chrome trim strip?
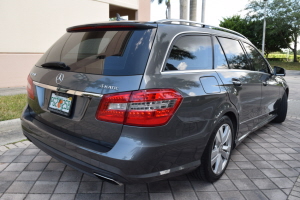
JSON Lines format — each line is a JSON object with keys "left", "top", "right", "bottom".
{"left": 238, "top": 115, "right": 276, "bottom": 142}
{"left": 161, "top": 67, "right": 271, "bottom": 75}
{"left": 238, "top": 131, "right": 251, "bottom": 142}
{"left": 158, "top": 31, "right": 251, "bottom": 74}
{"left": 33, "top": 81, "right": 103, "bottom": 98}
{"left": 158, "top": 31, "right": 211, "bottom": 73}
{"left": 75, "top": 91, "right": 103, "bottom": 98}
{"left": 161, "top": 69, "right": 218, "bottom": 74}
{"left": 239, "top": 113, "right": 266, "bottom": 125}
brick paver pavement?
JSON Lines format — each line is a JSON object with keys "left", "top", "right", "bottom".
{"left": 1, "top": 117, "right": 300, "bottom": 200}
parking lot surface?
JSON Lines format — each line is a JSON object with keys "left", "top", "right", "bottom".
{"left": 0, "top": 117, "right": 300, "bottom": 200}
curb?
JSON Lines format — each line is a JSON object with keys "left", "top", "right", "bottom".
{"left": 0, "top": 87, "right": 27, "bottom": 96}
{"left": 0, "top": 118, "right": 21, "bottom": 131}
{"left": 0, "top": 118, "right": 25, "bottom": 146}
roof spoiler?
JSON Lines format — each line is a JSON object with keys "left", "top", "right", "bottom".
{"left": 67, "top": 22, "right": 157, "bottom": 32}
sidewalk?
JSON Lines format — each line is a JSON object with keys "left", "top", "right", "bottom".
{"left": 0, "top": 87, "right": 26, "bottom": 96}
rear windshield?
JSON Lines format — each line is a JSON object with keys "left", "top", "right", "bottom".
{"left": 36, "top": 29, "right": 156, "bottom": 75}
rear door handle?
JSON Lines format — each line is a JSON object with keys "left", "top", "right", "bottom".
{"left": 232, "top": 79, "right": 242, "bottom": 86}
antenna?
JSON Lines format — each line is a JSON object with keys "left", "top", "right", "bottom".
{"left": 116, "top": 13, "right": 125, "bottom": 21}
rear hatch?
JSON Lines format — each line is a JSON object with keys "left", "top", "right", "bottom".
{"left": 27, "top": 22, "right": 157, "bottom": 149}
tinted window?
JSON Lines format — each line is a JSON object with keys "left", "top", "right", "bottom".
{"left": 218, "top": 38, "right": 251, "bottom": 70}
{"left": 36, "top": 29, "right": 155, "bottom": 76}
{"left": 164, "top": 36, "right": 212, "bottom": 71}
{"left": 213, "top": 37, "right": 229, "bottom": 69}
{"left": 243, "top": 43, "right": 270, "bottom": 73}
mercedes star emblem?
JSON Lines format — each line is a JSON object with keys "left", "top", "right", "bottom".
{"left": 56, "top": 73, "right": 64, "bottom": 84}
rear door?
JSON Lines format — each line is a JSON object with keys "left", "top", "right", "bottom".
{"left": 28, "top": 25, "right": 157, "bottom": 147}
{"left": 242, "top": 42, "right": 280, "bottom": 120}
{"left": 214, "top": 37, "right": 262, "bottom": 139}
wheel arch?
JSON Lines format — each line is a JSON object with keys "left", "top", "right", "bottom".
{"left": 285, "top": 88, "right": 289, "bottom": 97}
{"left": 223, "top": 111, "right": 238, "bottom": 148}
{"left": 195, "top": 110, "right": 238, "bottom": 182}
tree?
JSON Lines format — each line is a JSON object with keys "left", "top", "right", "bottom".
{"left": 180, "top": 0, "right": 188, "bottom": 20}
{"left": 151, "top": 0, "right": 171, "bottom": 19}
{"left": 220, "top": 15, "right": 290, "bottom": 58}
{"left": 169, "top": 45, "right": 196, "bottom": 60}
{"left": 190, "top": 0, "right": 197, "bottom": 21}
{"left": 246, "top": 0, "right": 300, "bottom": 62}
{"left": 219, "top": 16, "right": 252, "bottom": 36}
{"left": 151, "top": 0, "right": 198, "bottom": 22}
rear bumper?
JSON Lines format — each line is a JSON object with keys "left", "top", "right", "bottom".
{"left": 21, "top": 105, "right": 201, "bottom": 183}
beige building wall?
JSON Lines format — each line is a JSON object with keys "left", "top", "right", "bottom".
{"left": 0, "top": 54, "right": 43, "bottom": 88}
{"left": 0, "top": 0, "right": 109, "bottom": 53}
{"left": 97, "top": 0, "right": 139, "bottom": 10}
{"left": 137, "top": 0, "right": 151, "bottom": 21}
{"left": 0, "top": 0, "right": 149, "bottom": 88}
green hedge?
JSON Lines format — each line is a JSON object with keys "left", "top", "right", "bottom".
{"left": 267, "top": 54, "right": 300, "bottom": 60}
{"left": 267, "top": 58, "right": 288, "bottom": 62}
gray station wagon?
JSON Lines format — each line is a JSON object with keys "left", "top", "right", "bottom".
{"left": 21, "top": 19, "right": 288, "bottom": 184}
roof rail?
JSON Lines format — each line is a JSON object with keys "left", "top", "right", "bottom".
{"left": 156, "top": 19, "right": 246, "bottom": 39}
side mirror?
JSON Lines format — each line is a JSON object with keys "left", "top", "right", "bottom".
{"left": 274, "top": 66, "right": 286, "bottom": 76}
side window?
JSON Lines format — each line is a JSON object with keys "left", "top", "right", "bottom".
{"left": 243, "top": 43, "right": 270, "bottom": 73}
{"left": 164, "top": 35, "right": 212, "bottom": 71}
{"left": 218, "top": 37, "right": 251, "bottom": 70}
{"left": 213, "top": 37, "right": 229, "bottom": 69}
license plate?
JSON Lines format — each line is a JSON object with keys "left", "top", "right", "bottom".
{"left": 48, "top": 92, "right": 73, "bottom": 116}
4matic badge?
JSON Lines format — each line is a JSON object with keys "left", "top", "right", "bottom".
{"left": 99, "top": 84, "right": 119, "bottom": 91}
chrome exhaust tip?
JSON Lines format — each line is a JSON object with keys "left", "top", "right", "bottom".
{"left": 93, "top": 172, "right": 123, "bottom": 186}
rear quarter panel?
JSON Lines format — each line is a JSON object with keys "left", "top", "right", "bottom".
{"left": 137, "top": 25, "right": 240, "bottom": 166}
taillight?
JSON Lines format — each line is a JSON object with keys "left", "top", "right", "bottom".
{"left": 126, "top": 89, "right": 182, "bottom": 126}
{"left": 27, "top": 75, "right": 35, "bottom": 100}
{"left": 96, "top": 89, "right": 183, "bottom": 127}
{"left": 96, "top": 92, "right": 131, "bottom": 124}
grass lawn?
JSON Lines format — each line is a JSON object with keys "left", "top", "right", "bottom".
{"left": 268, "top": 53, "right": 300, "bottom": 60}
{"left": 0, "top": 94, "right": 27, "bottom": 121}
{"left": 268, "top": 61, "right": 300, "bottom": 71}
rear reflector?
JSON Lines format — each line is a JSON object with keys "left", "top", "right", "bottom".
{"left": 96, "top": 89, "right": 182, "bottom": 127}
{"left": 27, "top": 75, "right": 35, "bottom": 100}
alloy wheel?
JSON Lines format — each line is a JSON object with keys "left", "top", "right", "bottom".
{"left": 211, "top": 124, "right": 232, "bottom": 175}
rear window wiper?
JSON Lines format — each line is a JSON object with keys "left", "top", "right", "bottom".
{"left": 41, "top": 62, "right": 70, "bottom": 70}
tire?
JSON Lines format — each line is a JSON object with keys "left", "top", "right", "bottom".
{"left": 272, "top": 92, "right": 288, "bottom": 123}
{"left": 192, "top": 116, "right": 234, "bottom": 182}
